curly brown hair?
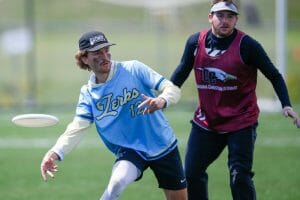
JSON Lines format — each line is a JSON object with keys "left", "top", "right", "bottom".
{"left": 74, "top": 50, "right": 91, "bottom": 71}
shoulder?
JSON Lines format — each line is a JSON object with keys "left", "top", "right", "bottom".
{"left": 183, "top": 32, "right": 201, "bottom": 53}
{"left": 187, "top": 30, "right": 211, "bottom": 46}
{"left": 78, "top": 84, "right": 92, "bottom": 103}
{"left": 79, "top": 84, "right": 89, "bottom": 93}
{"left": 187, "top": 32, "right": 200, "bottom": 45}
{"left": 239, "top": 32, "right": 269, "bottom": 64}
{"left": 116, "top": 60, "right": 151, "bottom": 75}
{"left": 117, "top": 60, "right": 146, "bottom": 68}
{"left": 241, "top": 33, "right": 263, "bottom": 49}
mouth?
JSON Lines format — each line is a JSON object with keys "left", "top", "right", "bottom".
{"left": 220, "top": 26, "right": 229, "bottom": 29}
{"left": 99, "top": 60, "right": 110, "bottom": 66}
{"left": 100, "top": 61, "right": 111, "bottom": 69}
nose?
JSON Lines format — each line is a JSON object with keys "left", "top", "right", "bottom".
{"left": 100, "top": 51, "right": 110, "bottom": 60}
{"left": 221, "top": 16, "right": 229, "bottom": 23}
{"left": 104, "top": 52, "right": 110, "bottom": 59}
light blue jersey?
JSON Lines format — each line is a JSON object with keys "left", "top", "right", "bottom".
{"left": 76, "top": 60, "right": 177, "bottom": 160}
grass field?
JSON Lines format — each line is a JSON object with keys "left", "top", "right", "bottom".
{"left": 1, "top": 106, "right": 300, "bottom": 200}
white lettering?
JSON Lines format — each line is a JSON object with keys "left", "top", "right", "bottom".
{"left": 197, "top": 84, "right": 237, "bottom": 91}
{"left": 96, "top": 88, "right": 140, "bottom": 120}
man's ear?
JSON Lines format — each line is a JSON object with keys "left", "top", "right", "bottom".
{"left": 208, "top": 13, "right": 213, "bottom": 23}
{"left": 81, "top": 56, "right": 88, "bottom": 65}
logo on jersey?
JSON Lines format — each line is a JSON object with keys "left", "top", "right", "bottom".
{"left": 196, "top": 67, "right": 237, "bottom": 84}
{"left": 195, "top": 67, "right": 238, "bottom": 92}
{"left": 95, "top": 88, "right": 139, "bottom": 120}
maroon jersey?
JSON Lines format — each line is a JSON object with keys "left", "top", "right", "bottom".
{"left": 193, "top": 30, "right": 259, "bottom": 132}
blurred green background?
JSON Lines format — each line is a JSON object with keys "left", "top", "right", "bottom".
{"left": 1, "top": 1, "right": 300, "bottom": 200}
{"left": 0, "top": 0, "right": 299, "bottom": 112}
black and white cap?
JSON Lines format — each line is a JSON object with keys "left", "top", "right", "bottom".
{"left": 78, "top": 31, "right": 115, "bottom": 51}
{"left": 210, "top": 1, "right": 239, "bottom": 15}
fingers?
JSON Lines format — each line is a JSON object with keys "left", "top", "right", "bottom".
{"left": 138, "top": 94, "right": 151, "bottom": 109}
{"left": 41, "top": 157, "right": 58, "bottom": 182}
{"left": 282, "top": 106, "right": 293, "bottom": 117}
{"left": 138, "top": 94, "right": 153, "bottom": 114}
{"left": 46, "top": 167, "right": 58, "bottom": 178}
{"left": 287, "top": 110, "right": 297, "bottom": 119}
{"left": 138, "top": 94, "right": 166, "bottom": 114}
{"left": 294, "top": 118, "right": 300, "bottom": 128}
{"left": 41, "top": 169, "right": 48, "bottom": 182}
{"left": 46, "top": 170, "right": 54, "bottom": 178}
{"left": 286, "top": 110, "right": 300, "bottom": 127}
{"left": 282, "top": 107, "right": 300, "bottom": 128}
{"left": 287, "top": 114, "right": 300, "bottom": 128}
{"left": 141, "top": 100, "right": 158, "bottom": 114}
{"left": 41, "top": 169, "right": 55, "bottom": 181}
{"left": 283, "top": 110, "right": 289, "bottom": 117}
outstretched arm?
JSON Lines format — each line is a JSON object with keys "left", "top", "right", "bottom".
{"left": 242, "top": 36, "right": 299, "bottom": 128}
{"left": 40, "top": 118, "right": 91, "bottom": 181}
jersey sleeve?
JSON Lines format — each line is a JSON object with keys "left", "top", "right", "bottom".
{"left": 75, "top": 85, "right": 94, "bottom": 122}
{"left": 157, "top": 80, "right": 181, "bottom": 107}
{"left": 50, "top": 117, "right": 91, "bottom": 160}
{"left": 131, "top": 60, "right": 166, "bottom": 90}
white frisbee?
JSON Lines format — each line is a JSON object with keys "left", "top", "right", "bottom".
{"left": 12, "top": 114, "right": 59, "bottom": 128}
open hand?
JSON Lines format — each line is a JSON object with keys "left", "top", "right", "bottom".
{"left": 40, "top": 151, "right": 59, "bottom": 181}
{"left": 283, "top": 106, "right": 300, "bottom": 128}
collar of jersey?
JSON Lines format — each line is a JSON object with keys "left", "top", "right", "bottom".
{"left": 88, "top": 61, "right": 117, "bottom": 87}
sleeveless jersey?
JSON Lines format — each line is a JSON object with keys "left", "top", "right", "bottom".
{"left": 193, "top": 30, "right": 259, "bottom": 132}
{"left": 76, "top": 60, "right": 177, "bottom": 160}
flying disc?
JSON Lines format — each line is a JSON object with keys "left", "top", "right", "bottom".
{"left": 12, "top": 114, "right": 59, "bottom": 128}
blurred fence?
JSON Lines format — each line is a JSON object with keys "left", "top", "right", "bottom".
{"left": 0, "top": 0, "right": 299, "bottom": 112}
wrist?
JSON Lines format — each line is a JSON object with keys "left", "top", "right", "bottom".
{"left": 283, "top": 106, "right": 293, "bottom": 114}
{"left": 158, "top": 97, "right": 167, "bottom": 108}
{"left": 48, "top": 149, "right": 62, "bottom": 161}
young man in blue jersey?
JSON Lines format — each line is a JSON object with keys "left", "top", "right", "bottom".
{"left": 170, "top": 0, "right": 300, "bottom": 199}
{"left": 40, "top": 31, "right": 187, "bottom": 200}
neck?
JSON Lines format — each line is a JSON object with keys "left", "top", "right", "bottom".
{"left": 95, "top": 73, "right": 109, "bottom": 84}
{"left": 94, "top": 61, "right": 114, "bottom": 84}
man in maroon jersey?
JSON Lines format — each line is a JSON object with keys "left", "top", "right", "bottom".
{"left": 170, "top": 0, "right": 300, "bottom": 199}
